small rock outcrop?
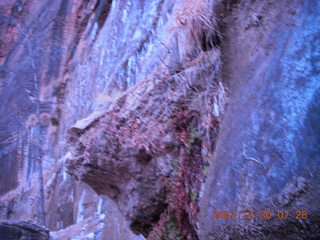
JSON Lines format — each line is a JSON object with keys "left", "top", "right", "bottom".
{"left": 0, "top": 221, "right": 49, "bottom": 240}
{"left": 67, "top": 39, "right": 225, "bottom": 239}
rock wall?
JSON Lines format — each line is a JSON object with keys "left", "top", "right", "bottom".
{"left": 0, "top": 0, "right": 319, "bottom": 239}
{"left": 199, "top": 0, "right": 320, "bottom": 239}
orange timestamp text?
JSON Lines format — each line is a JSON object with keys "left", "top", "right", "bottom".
{"left": 211, "top": 210, "right": 308, "bottom": 220}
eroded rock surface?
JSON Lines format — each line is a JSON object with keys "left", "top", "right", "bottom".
{"left": 66, "top": 4, "right": 226, "bottom": 237}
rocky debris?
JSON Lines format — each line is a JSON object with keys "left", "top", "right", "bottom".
{"left": 0, "top": 221, "right": 49, "bottom": 240}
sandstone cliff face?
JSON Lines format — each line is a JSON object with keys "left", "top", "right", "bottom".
{"left": 0, "top": 0, "right": 319, "bottom": 239}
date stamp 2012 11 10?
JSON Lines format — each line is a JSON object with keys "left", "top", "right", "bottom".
{"left": 211, "top": 210, "right": 308, "bottom": 220}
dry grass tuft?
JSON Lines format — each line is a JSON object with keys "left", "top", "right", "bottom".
{"left": 176, "top": 0, "right": 214, "bottom": 29}
{"left": 173, "top": 0, "right": 220, "bottom": 53}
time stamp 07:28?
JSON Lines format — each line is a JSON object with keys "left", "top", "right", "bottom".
{"left": 211, "top": 210, "right": 308, "bottom": 220}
